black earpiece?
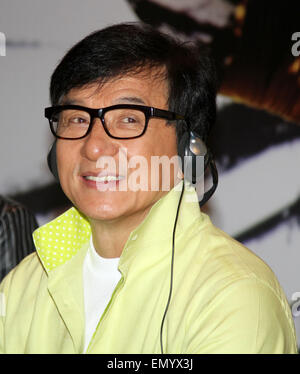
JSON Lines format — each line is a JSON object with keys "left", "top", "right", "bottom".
{"left": 47, "top": 141, "right": 59, "bottom": 181}
{"left": 178, "top": 130, "right": 218, "bottom": 206}
{"left": 178, "top": 131, "right": 209, "bottom": 183}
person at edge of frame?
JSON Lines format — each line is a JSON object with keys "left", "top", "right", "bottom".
{"left": 0, "top": 196, "right": 38, "bottom": 282}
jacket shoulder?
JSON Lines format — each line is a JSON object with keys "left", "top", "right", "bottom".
{"left": 0, "top": 252, "right": 44, "bottom": 294}
{"left": 187, "top": 214, "right": 285, "bottom": 298}
{"left": 180, "top": 216, "right": 297, "bottom": 353}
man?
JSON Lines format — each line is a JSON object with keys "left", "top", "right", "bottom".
{"left": 0, "top": 23, "right": 297, "bottom": 354}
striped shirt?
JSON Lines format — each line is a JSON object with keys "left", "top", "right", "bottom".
{"left": 0, "top": 196, "right": 38, "bottom": 281}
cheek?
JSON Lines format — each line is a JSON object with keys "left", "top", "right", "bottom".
{"left": 131, "top": 127, "right": 178, "bottom": 158}
{"left": 129, "top": 129, "right": 178, "bottom": 168}
{"left": 126, "top": 131, "right": 179, "bottom": 189}
{"left": 56, "top": 143, "right": 78, "bottom": 186}
{"left": 158, "top": 128, "right": 178, "bottom": 157}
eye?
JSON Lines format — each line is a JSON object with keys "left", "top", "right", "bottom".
{"left": 122, "top": 116, "right": 137, "bottom": 123}
{"left": 69, "top": 116, "right": 89, "bottom": 125}
{"left": 57, "top": 109, "right": 90, "bottom": 127}
{"left": 119, "top": 111, "right": 143, "bottom": 125}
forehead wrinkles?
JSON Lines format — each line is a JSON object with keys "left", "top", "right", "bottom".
{"left": 60, "top": 84, "right": 101, "bottom": 104}
{"left": 60, "top": 66, "right": 169, "bottom": 104}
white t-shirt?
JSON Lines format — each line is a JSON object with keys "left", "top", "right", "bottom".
{"left": 83, "top": 237, "right": 121, "bottom": 352}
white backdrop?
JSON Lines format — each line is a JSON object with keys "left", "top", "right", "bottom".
{"left": 0, "top": 0, "right": 137, "bottom": 194}
{"left": 0, "top": 0, "right": 299, "bottom": 347}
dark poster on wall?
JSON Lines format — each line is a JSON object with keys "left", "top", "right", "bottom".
{"left": 124, "top": 0, "right": 300, "bottom": 242}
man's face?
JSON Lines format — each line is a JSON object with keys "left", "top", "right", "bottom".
{"left": 56, "top": 69, "right": 180, "bottom": 224}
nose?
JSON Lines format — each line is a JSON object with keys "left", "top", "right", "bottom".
{"left": 81, "top": 118, "right": 119, "bottom": 161}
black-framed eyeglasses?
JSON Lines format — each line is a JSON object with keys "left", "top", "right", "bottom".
{"left": 44, "top": 104, "right": 185, "bottom": 140}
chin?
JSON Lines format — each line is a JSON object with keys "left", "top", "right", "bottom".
{"left": 74, "top": 196, "right": 128, "bottom": 222}
{"left": 94, "top": 203, "right": 122, "bottom": 220}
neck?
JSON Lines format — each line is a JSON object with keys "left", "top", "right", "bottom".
{"left": 88, "top": 205, "right": 153, "bottom": 258}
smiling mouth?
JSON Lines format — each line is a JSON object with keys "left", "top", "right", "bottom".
{"left": 83, "top": 175, "right": 125, "bottom": 183}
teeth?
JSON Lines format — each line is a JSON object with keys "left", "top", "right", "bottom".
{"left": 85, "top": 175, "right": 123, "bottom": 182}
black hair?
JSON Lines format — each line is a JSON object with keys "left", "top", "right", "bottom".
{"left": 50, "top": 22, "right": 218, "bottom": 143}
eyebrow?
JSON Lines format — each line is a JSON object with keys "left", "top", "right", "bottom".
{"left": 113, "top": 96, "right": 146, "bottom": 105}
{"left": 60, "top": 96, "right": 147, "bottom": 106}
{"left": 60, "top": 98, "right": 82, "bottom": 105}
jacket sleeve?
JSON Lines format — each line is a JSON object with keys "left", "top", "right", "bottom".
{"left": 185, "top": 278, "right": 298, "bottom": 354}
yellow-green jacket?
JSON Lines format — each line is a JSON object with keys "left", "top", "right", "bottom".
{"left": 0, "top": 186, "right": 298, "bottom": 353}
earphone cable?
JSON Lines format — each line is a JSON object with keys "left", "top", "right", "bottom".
{"left": 160, "top": 180, "right": 185, "bottom": 354}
